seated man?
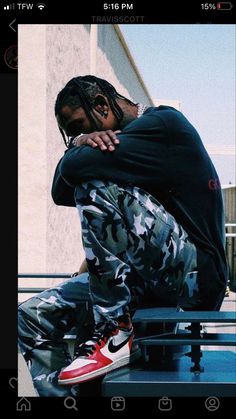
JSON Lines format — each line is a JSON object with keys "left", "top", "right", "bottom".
{"left": 18, "top": 75, "right": 227, "bottom": 396}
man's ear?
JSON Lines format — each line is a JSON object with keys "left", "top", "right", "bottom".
{"left": 94, "top": 94, "right": 109, "bottom": 116}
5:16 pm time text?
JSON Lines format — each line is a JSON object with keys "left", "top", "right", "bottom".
{"left": 103, "top": 3, "right": 134, "bottom": 10}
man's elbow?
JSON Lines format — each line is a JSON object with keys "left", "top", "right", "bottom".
{"left": 51, "top": 172, "right": 76, "bottom": 207}
{"left": 59, "top": 156, "right": 77, "bottom": 186}
{"left": 51, "top": 188, "right": 63, "bottom": 206}
{"left": 51, "top": 183, "right": 63, "bottom": 206}
{"left": 51, "top": 187, "right": 75, "bottom": 207}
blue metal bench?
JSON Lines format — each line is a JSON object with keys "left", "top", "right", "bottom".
{"left": 103, "top": 308, "right": 236, "bottom": 397}
{"left": 132, "top": 308, "right": 236, "bottom": 372}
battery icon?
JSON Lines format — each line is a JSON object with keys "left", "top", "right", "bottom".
{"left": 217, "top": 2, "right": 233, "bottom": 10}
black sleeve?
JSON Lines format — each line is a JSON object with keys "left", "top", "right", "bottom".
{"left": 51, "top": 157, "right": 76, "bottom": 207}
{"left": 59, "top": 141, "right": 136, "bottom": 186}
{"left": 59, "top": 112, "right": 168, "bottom": 190}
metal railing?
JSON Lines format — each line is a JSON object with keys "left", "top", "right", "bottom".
{"left": 18, "top": 273, "right": 72, "bottom": 293}
{"left": 225, "top": 223, "right": 236, "bottom": 291}
{"left": 18, "top": 225, "right": 236, "bottom": 294}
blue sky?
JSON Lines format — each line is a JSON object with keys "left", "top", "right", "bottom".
{"left": 120, "top": 24, "right": 235, "bottom": 184}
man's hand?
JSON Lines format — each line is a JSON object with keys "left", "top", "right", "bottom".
{"left": 73, "top": 130, "right": 121, "bottom": 151}
{"left": 71, "top": 259, "right": 88, "bottom": 277}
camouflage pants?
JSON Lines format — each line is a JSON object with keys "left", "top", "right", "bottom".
{"left": 75, "top": 180, "right": 199, "bottom": 324}
{"left": 18, "top": 180, "right": 199, "bottom": 396}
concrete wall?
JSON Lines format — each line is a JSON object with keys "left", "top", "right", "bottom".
{"left": 18, "top": 24, "right": 153, "bottom": 291}
{"left": 18, "top": 25, "right": 47, "bottom": 279}
{"left": 46, "top": 25, "right": 91, "bottom": 282}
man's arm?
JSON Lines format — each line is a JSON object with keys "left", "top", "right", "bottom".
{"left": 59, "top": 140, "right": 165, "bottom": 191}
{"left": 71, "top": 259, "right": 88, "bottom": 277}
{"left": 51, "top": 131, "right": 121, "bottom": 207}
{"left": 59, "top": 112, "right": 168, "bottom": 190}
{"left": 59, "top": 142, "right": 129, "bottom": 186}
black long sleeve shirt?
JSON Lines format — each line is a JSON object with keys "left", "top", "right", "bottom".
{"left": 52, "top": 106, "right": 227, "bottom": 309}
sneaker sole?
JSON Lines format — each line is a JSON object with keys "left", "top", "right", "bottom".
{"left": 58, "top": 348, "right": 141, "bottom": 385}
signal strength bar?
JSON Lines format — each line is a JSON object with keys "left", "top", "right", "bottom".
{"left": 3, "top": 3, "right": 15, "bottom": 10}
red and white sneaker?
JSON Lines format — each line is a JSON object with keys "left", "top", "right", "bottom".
{"left": 58, "top": 322, "right": 141, "bottom": 385}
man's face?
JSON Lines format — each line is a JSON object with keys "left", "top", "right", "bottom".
{"left": 57, "top": 105, "right": 118, "bottom": 138}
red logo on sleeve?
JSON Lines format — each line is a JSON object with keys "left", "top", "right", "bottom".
{"left": 208, "top": 178, "right": 221, "bottom": 190}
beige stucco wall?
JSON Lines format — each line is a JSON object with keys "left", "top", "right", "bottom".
{"left": 18, "top": 25, "right": 47, "bottom": 277}
{"left": 18, "top": 24, "right": 153, "bottom": 291}
{"left": 46, "top": 25, "right": 91, "bottom": 281}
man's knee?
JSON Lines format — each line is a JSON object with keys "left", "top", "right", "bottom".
{"left": 18, "top": 295, "right": 39, "bottom": 319}
{"left": 75, "top": 180, "right": 117, "bottom": 205}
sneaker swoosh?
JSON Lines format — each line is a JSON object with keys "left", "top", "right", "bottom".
{"left": 108, "top": 335, "right": 131, "bottom": 353}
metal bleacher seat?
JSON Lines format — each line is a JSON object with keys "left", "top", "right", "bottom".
{"left": 103, "top": 307, "right": 236, "bottom": 397}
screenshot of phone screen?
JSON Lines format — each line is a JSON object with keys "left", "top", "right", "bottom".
{"left": 1, "top": 0, "right": 235, "bottom": 415}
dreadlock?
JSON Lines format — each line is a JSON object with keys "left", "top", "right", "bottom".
{"left": 55, "top": 75, "right": 135, "bottom": 148}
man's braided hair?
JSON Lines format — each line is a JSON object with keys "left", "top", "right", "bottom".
{"left": 55, "top": 75, "right": 135, "bottom": 148}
